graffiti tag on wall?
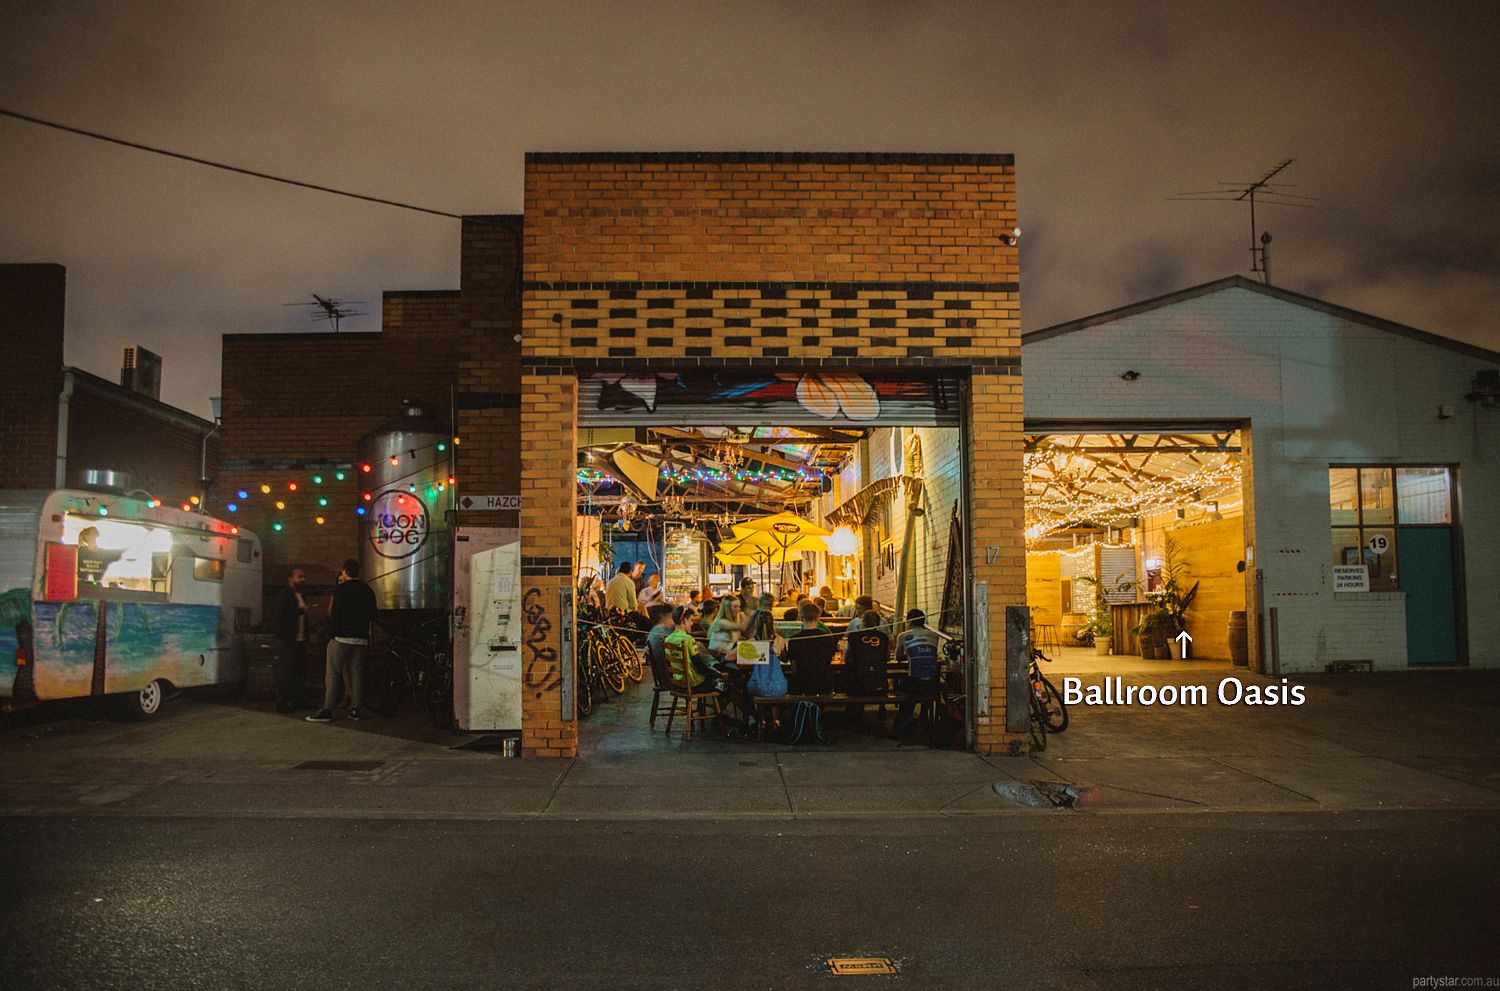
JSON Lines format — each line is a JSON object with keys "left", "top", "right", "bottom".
{"left": 522, "top": 587, "right": 561, "bottom": 699}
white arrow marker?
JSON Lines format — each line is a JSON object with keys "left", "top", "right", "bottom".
{"left": 1174, "top": 630, "right": 1192, "bottom": 658}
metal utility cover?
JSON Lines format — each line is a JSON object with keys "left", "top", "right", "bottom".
{"left": 827, "top": 958, "right": 899, "bottom": 975}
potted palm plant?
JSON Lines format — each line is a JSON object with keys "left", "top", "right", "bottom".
{"left": 1078, "top": 573, "right": 1133, "bottom": 656}
{"left": 1150, "top": 536, "right": 1199, "bottom": 660}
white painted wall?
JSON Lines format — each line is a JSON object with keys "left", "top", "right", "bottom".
{"left": 1024, "top": 284, "right": 1499, "bottom": 670}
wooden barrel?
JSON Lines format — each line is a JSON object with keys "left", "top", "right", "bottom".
{"left": 1228, "top": 611, "right": 1249, "bottom": 666}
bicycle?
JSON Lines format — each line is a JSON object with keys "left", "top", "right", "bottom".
{"left": 370, "top": 621, "right": 454, "bottom": 729}
{"left": 1028, "top": 646, "right": 1068, "bottom": 750}
{"left": 572, "top": 606, "right": 645, "bottom": 718}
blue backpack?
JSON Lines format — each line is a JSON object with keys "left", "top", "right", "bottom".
{"left": 782, "top": 700, "right": 829, "bottom": 746}
{"left": 746, "top": 647, "right": 788, "bottom": 698}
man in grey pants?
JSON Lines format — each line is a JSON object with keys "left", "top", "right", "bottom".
{"left": 306, "top": 558, "right": 378, "bottom": 723}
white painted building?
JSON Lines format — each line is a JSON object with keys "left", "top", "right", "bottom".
{"left": 1024, "top": 276, "right": 1500, "bottom": 672}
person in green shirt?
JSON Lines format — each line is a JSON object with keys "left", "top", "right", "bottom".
{"left": 664, "top": 624, "right": 723, "bottom": 692}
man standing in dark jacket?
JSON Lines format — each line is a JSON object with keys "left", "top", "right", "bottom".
{"left": 306, "top": 558, "right": 377, "bottom": 723}
{"left": 273, "top": 569, "right": 310, "bottom": 713}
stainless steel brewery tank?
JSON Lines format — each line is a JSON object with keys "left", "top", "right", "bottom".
{"left": 356, "top": 404, "right": 453, "bottom": 610}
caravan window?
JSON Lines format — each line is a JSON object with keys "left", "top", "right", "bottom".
{"left": 193, "top": 557, "right": 225, "bottom": 583}
{"left": 61, "top": 515, "right": 173, "bottom": 599}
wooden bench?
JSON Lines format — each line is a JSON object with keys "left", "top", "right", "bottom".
{"left": 750, "top": 691, "right": 940, "bottom": 740}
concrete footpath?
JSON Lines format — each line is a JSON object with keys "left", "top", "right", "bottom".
{"left": 1, "top": 667, "right": 1497, "bottom": 821}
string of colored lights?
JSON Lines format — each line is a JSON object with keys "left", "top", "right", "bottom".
{"left": 143, "top": 435, "right": 461, "bottom": 532}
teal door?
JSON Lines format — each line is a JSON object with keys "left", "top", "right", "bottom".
{"left": 1399, "top": 527, "right": 1459, "bottom": 664}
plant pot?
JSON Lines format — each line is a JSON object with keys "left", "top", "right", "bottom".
{"left": 1094, "top": 637, "right": 1111, "bottom": 656}
{"left": 1167, "top": 638, "right": 1185, "bottom": 661}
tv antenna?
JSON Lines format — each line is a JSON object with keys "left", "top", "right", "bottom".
{"left": 1169, "top": 159, "right": 1316, "bottom": 284}
{"left": 283, "top": 293, "right": 366, "bottom": 333}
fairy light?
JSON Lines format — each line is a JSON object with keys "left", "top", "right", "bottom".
{"left": 275, "top": 500, "right": 286, "bottom": 510}
{"left": 1025, "top": 449, "right": 1242, "bottom": 547}
{"left": 260, "top": 484, "right": 271, "bottom": 494}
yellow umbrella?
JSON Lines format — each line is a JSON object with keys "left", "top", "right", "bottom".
{"left": 725, "top": 516, "right": 831, "bottom": 595}
{"left": 738, "top": 510, "right": 831, "bottom": 541}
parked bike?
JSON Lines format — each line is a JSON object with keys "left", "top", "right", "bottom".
{"left": 1028, "top": 646, "right": 1068, "bottom": 749}
{"left": 369, "top": 618, "right": 454, "bottom": 729}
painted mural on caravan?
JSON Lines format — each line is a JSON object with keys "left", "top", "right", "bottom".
{"left": 0, "top": 489, "right": 262, "bottom": 705}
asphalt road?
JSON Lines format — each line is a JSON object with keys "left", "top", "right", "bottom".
{"left": 2, "top": 810, "right": 1496, "bottom": 990}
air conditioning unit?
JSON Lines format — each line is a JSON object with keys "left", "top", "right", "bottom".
{"left": 121, "top": 346, "right": 163, "bottom": 400}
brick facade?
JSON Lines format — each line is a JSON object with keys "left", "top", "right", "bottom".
{"left": 513, "top": 152, "right": 1026, "bottom": 756}
{"left": 62, "top": 370, "right": 216, "bottom": 500}
{"left": 1, "top": 264, "right": 66, "bottom": 489}
{"left": 217, "top": 289, "right": 464, "bottom": 587}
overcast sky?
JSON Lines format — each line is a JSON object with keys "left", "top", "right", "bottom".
{"left": 3, "top": 0, "right": 1497, "bottom": 415}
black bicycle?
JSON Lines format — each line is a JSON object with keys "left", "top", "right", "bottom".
{"left": 370, "top": 624, "right": 454, "bottom": 729}
{"left": 1028, "top": 646, "right": 1068, "bottom": 749}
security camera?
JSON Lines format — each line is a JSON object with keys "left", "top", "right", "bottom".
{"left": 999, "top": 227, "right": 1022, "bottom": 247}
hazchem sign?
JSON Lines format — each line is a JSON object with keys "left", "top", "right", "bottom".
{"left": 368, "top": 490, "right": 429, "bottom": 559}
{"left": 458, "top": 494, "right": 521, "bottom": 510}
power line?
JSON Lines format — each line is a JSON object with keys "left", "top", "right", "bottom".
{"left": 0, "top": 106, "right": 466, "bottom": 221}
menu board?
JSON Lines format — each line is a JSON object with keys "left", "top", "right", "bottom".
{"left": 44, "top": 542, "right": 78, "bottom": 601}
{"left": 663, "top": 529, "right": 706, "bottom": 604}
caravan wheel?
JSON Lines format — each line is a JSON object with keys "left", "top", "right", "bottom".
{"left": 122, "top": 679, "right": 168, "bottom": 720}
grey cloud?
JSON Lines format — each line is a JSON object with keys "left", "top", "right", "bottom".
{"left": 2, "top": 0, "right": 1496, "bottom": 416}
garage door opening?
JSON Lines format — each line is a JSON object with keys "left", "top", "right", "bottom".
{"left": 572, "top": 370, "right": 971, "bottom": 753}
{"left": 1023, "top": 429, "right": 1250, "bottom": 675}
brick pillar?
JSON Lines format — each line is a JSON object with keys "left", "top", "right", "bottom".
{"left": 967, "top": 369, "right": 1027, "bottom": 753}
{"left": 0, "top": 264, "right": 66, "bottom": 489}
{"left": 518, "top": 371, "right": 577, "bottom": 757}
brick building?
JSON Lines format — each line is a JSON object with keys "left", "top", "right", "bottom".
{"left": 503, "top": 152, "right": 1026, "bottom": 756}
{"left": 216, "top": 287, "right": 469, "bottom": 586}
{"left": 216, "top": 154, "right": 1031, "bottom": 756}
{"left": 1, "top": 262, "right": 216, "bottom": 501}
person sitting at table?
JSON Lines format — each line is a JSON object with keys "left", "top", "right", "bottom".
{"left": 645, "top": 604, "right": 676, "bottom": 687}
{"left": 745, "top": 592, "right": 788, "bottom": 657}
{"left": 783, "top": 594, "right": 810, "bottom": 622}
{"left": 638, "top": 572, "right": 666, "bottom": 610}
{"left": 674, "top": 604, "right": 708, "bottom": 645}
{"left": 893, "top": 608, "right": 943, "bottom": 734}
{"left": 664, "top": 615, "right": 729, "bottom": 693}
{"left": 706, "top": 595, "right": 749, "bottom": 660}
{"left": 838, "top": 595, "right": 876, "bottom": 654}
{"left": 785, "top": 600, "right": 837, "bottom": 695}
{"left": 737, "top": 578, "right": 758, "bottom": 615}
{"left": 845, "top": 609, "right": 891, "bottom": 696}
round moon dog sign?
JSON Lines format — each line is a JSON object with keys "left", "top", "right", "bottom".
{"left": 368, "top": 490, "right": 430, "bottom": 559}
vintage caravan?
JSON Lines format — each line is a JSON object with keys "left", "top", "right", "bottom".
{"left": 0, "top": 487, "right": 261, "bottom": 717}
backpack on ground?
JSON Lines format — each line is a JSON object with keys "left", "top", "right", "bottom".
{"left": 781, "top": 700, "right": 829, "bottom": 746}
